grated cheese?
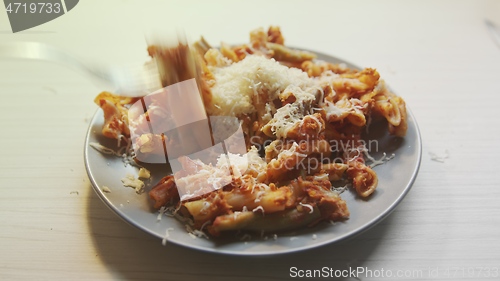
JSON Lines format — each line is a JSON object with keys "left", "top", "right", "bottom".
{"left": 323, "top": 100, "right": 345, "bottom": 120}
{"left": 192, "top": 230, "right": 209, "bottom": 239}
{"left": 233, "top": 211, "right": 241, "bottom": 220}
{"left": 138, "top": 167, "right": 151, "bottom": 179}
{"left": 200, "top": 201, "right": 211, "bottom": 213}
{"left": 90, "top": 141, "right": 138, "bottom": 167}
{"left": 306, "top": 114, "right": 323, "bottom": 136}
{"left": 102, "top": 186, "right": 111, "bottom": 193}
{"left": 299, "top": 202, "right": 314, "bottom": 214}
{"left": 265, "top": 103, "right": 304, "bottom": 139}
{"left": 162, "top": 227, "right": 174, "bottom": 246}
{"left": 216, "top": 152, "right": 248, "bottom": 179}
{"left": 331, "top": 184, "right": 349, "bottom": 194}
{"left": 200, "top": 220, "right": 211, "bottom": 231}
{"left": 254, "top": 190, "right": 266, "bottom": 203}
{"left": 157, "top": 206, "right": 166, "bottom": 222}
{"left": 121, "top": 174, "right": 145, "bottom": 194}
{"left": 313, "top": 173, "right": 329, "bottom": 181}
{"left": 89, "top": 142, "right": 120, "bottom": 156}
{"left": 208, "top": 55, "right": 314, "bottom": 116}
{"left": 364, "top": 151, "right": 395, "bottom": 168}
{"left": 252, "top": 206, "right": 265, "bottom": 214}
{"left": 261, "top": 102, "right": 275, "bottom": 123}
{"left": 185, "top": 224, "right": 209, "bottom": 239}
{"left": 429, "top": 150, "right": 449, "bottom": 163}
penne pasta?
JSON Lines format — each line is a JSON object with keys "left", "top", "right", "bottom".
{"left": 95, "top": 26, "right": 408, "bottom": 238}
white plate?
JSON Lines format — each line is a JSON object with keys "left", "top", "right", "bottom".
{"left": 84, "top": 52, "right": 422, "bottom": 255}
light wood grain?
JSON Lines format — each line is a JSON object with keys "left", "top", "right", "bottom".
{"left": 1, "top": 0, "right": 500, "bottom": 280}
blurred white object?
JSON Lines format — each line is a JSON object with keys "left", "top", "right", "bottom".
{"left": 485, "top": 19, "right": 500, "bottom": 49}
{"left": 0, "top": 41, "right": 161, "bottom": 96}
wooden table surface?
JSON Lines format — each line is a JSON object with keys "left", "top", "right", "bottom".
{"left": 1, "top": 0, "right": 500, "bottom": 280}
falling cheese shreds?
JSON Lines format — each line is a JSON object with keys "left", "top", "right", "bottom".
{"left": 121, "top": 173, "right": 145, "bottom": 194}
{"left": 138, "top": 167, "right": 151, "bottom": 179}
{"left": 102, "top": 186, "right": 112, "bottom": 193}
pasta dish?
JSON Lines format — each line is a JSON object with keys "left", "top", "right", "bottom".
{"left": 92, "top": 27, "right": 407, "bottom": 238}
